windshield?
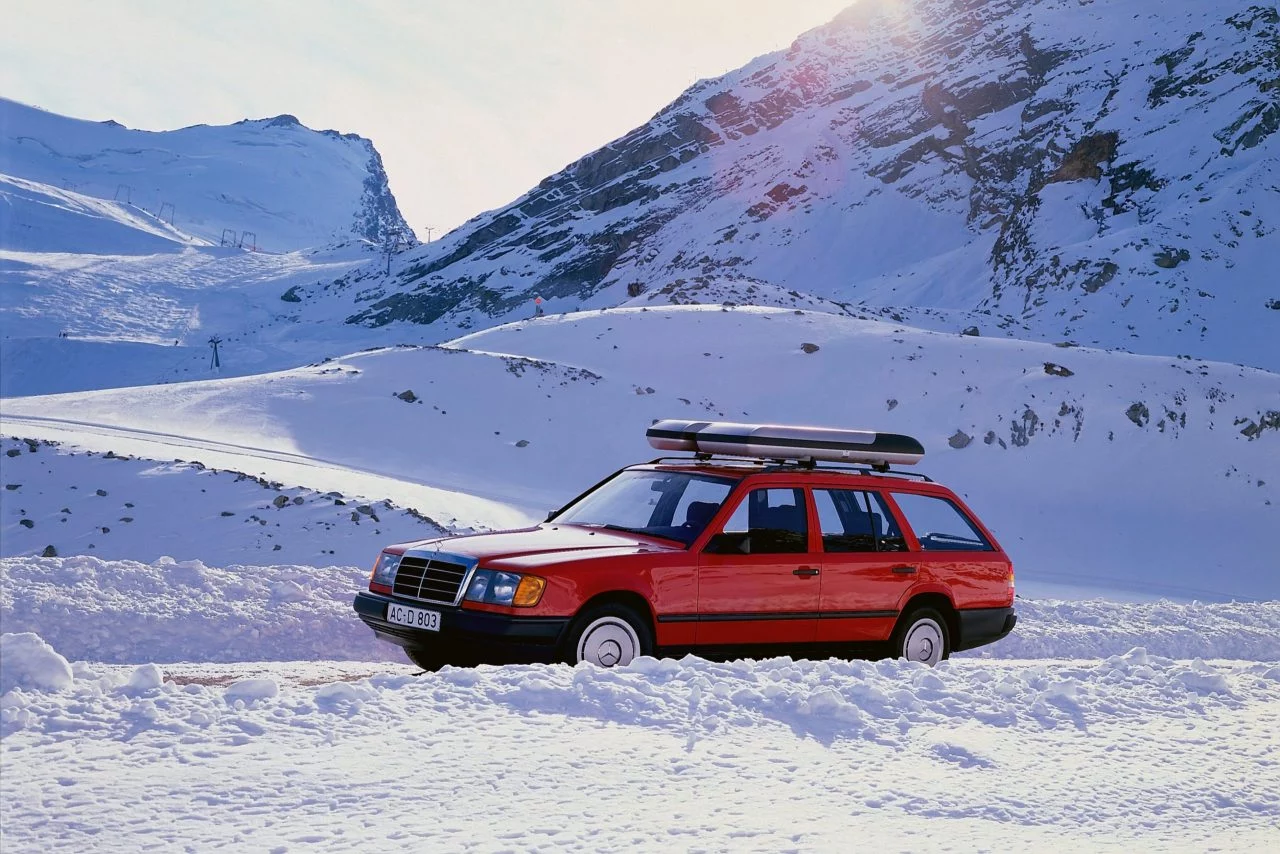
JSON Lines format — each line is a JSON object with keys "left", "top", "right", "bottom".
{"left": 554, "top": 470, "right": 736, "bottom": 546}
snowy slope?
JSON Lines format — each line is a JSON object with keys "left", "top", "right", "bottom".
{"left": 4, "top": 306, "right": 1277, "bottom": 601}
{"left": 0, "top": 242, "right": 406, "bottom": 397}
{"left": 0, "top": 173, "right": 208, "bottom": 253}
{"left": 0, "top": 97, "right": 412, "bottom": 252}
{"left": 0, "top": 437, "right": 455, "bottom": 568}
{"left": 308, "top": 0, "right": 1278, "bottom": 371}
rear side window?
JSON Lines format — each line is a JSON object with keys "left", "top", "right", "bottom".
{"left": 891, "top": 493, "right": 993, "bottom": 552}
{"left": 814, "top": 489, "right": 907, "bottom": 553}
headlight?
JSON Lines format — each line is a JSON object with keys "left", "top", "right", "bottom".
{"left": 370, "top": 552, "right": 401, "bottom": 588}
{"left": 464, "top": 569, "right": 546, "bottom": 607}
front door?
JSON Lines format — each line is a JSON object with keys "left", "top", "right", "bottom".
{"left": 813, "top": 488, "right": 915, "bottom": 643}
{"left": 696, "top": 486, "right": 820, "bottom": 648}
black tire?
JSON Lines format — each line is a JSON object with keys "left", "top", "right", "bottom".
{"left": 404, "top": 646, "right": 450, "bottom": 672}
{"left": 891, "top": 607, "right": 951, "bottom": 666}
{"left": 562, "top": 603, "right": 654, "bottom": 668}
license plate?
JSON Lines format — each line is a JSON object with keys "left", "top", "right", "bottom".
{"left": 385, "top": 603, "right": 441, "bottom": 632}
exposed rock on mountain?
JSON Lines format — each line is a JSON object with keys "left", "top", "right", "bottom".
{"left": 329, "top": 0, "right": 1277, "bottom": 370}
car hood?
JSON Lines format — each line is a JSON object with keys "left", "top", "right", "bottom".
{"left": 391, "top": 524, "right": 684, "bottom": 564}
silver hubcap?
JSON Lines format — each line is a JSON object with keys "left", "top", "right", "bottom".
{"left": 903, "top": 618, "right": 945, "bottom": 666}
{"left": 576, "top": 617, "right": 641, "bottom": 667}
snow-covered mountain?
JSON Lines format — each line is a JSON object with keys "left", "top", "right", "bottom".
{"left": 0, "top": 97, "right": 413, "bottom": 252}
{"left": 0, "top": 98, "right": 424, "bottom": 397}
{"left": 307, "top": 0, "right": 1278, "bottom": 371}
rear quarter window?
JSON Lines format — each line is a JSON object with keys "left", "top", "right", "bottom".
{"left": 891, "top": 492, "right": 993, "bottom": 552}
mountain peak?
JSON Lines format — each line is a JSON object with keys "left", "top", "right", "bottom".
{"left": 1, "top": 98, "right": 414, "bottom": 252}
{"left": 321, "top": 0, "right": 1276, "bottom": 371}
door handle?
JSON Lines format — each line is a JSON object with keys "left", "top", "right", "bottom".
{"left": 891, "top": 565, "right": 917, "bottom": 574}
{"left": 793, "top": 567, "right": 820, "bottom": 577}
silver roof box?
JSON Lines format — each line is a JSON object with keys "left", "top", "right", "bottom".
{"left": 646, "top": 419, "right": 925, "bottom": 467}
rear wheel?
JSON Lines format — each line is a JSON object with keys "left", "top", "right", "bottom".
{"left": 565, "top": 604, "right": 653, "bottom": 668}
{"left": 891, "top": 607, "right": 950, "bottom": 666}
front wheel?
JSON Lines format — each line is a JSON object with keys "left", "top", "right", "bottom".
{"left": 404, "top": 646, "right": 447, "bottom": 672}
{"left": 891, "top": 608, "right": 951, "bottom": 666}
{"left": 564, "top": 604, "right": 653, "bottom": 668}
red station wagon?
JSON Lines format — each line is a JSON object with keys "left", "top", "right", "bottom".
{"left": 353, "top": 420, "right": 1017, "bottom": 669}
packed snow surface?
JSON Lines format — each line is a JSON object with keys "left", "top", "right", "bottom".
{"left": 2, "top": 633, "right": 1278, "bottom": 851}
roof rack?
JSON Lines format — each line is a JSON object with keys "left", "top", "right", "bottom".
{"left": 643, "top": 454, "right": 934, "bottom": 482}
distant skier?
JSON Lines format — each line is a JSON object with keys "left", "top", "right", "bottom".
{"left": 534, "top": 296, "right": 544, "bottom": 317}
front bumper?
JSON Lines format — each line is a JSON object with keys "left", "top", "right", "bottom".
{"left": 955, "top": 606, "right": 1017, "bottom": 652}
{"left": 353, "top": 591, "right": 569, "bottom": 664}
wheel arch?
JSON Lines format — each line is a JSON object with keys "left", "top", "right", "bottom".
{"left": 894, "top": 591, "right": 959, "bottom": 648}
{"left": 560, "top": 590, "right": 658, "bottom": 665}
{"left": 571, "top": 590, "right": 656, "bottom": 635}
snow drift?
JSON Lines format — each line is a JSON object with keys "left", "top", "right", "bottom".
{"left": 3, "top": 555, "right": 1278, "bottom": 665}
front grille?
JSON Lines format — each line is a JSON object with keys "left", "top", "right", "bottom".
{"left": 393, "top": 556, "right": 469, "bottom": 604}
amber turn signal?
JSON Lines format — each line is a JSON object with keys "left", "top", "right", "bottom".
{"left": 513, "top": 575, "right": 547, "bottom": 607}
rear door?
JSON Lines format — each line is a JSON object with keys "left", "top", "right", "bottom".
{"left": 813, "top": 488, "right": 915, "bottom": 642}
{"left": 695, "top": 486, "right": 820, "bottom": 647}
{"left": 886, "top": 490, "right": 1008, "bottom": 609}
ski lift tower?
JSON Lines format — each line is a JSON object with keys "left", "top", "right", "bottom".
{"left": 208, "top": 336, "right": 223, "bottom": 370}
{"left": 383, "top": 228, "right": 406, "bottom": 275}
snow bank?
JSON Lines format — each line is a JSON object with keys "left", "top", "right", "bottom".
{"left": 3, "top": 555, "right": 1279, "bottom": 666}
{"left": 980, "top": 598, "right": 1280, "bottom": 661}
{"left": 0, "top": 556, "right": 396, "bottom": 664}
{"left": 0, "top": 632, "right": 73, "bottom": 693}
{"left": 4, "top": 640, "right": 1276, "bottom": 746}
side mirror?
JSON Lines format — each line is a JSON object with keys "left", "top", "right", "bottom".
{"left": 544, "top": 511, "right": 557, "bottom": 523}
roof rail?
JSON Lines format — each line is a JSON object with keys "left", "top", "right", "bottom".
{"left": 642, "top": 454, "right": 934, "bottom": 482}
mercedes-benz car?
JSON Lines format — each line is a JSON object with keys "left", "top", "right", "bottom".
{"left": 353, "top": 419, "right": 1016, "bottom": 669}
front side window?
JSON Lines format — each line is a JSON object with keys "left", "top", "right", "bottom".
{"left": 814, "top": 489, "right": 906, "bottom": 552}
{"left": 707, "top": 487, "right": 808, "bottom": 555}
{"left": 891, "top": 492, "right": 993, "bottom": 552}
{"left": 555, "top": 470, "right": 735, "bottom": 546}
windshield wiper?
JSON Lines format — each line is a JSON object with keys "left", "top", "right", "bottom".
{"left": 598, "top": 524, "right": 684, "bottom": 545}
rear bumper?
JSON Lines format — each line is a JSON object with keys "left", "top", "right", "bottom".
{"left": 353, "top": 591, "right": 569, "bottom": 664}
{"left": 955, "top": 606, "right": 1017, "bottom": 652}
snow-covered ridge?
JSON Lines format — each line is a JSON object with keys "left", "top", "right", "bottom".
{"left": 319, "top": 0, "right": 1278, "bottom": 371}
{"left": 0, "top": 97, "right": 413, "bottom": 252}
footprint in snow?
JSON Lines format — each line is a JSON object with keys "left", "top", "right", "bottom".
{"left": 929, "top": 743, "right": 996, "bottom": 769}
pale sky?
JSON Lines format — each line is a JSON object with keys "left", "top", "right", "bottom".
{"left": 1, "top": 0, "right": 853, "bottom": 238}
